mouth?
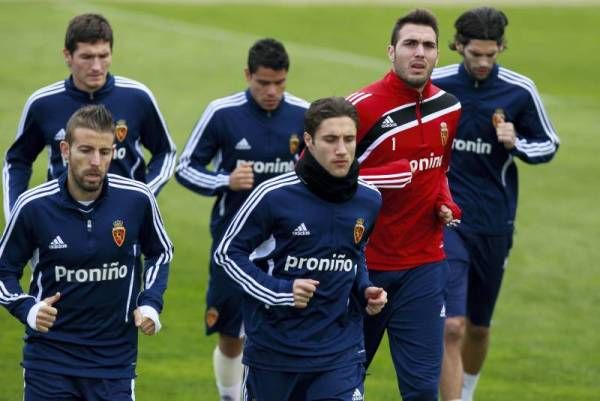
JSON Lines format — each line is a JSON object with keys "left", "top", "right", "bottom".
{"left": 409, "top": 61, "right": 427, "bottom": 73}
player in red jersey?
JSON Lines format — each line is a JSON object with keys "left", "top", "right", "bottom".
{"left": 348, "top": 9, "right": 462, "bottom": 401}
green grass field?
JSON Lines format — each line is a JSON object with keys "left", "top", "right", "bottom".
{"left": 1, "top": 1, "right": 599, "bottom": 400}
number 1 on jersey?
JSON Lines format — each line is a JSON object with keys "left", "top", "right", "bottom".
{"left": 392, "top": 137, "right": 396, "bottom": 151}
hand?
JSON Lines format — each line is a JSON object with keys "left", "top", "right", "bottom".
{"left": 36, "top": 292, "right": 60, "bottom": 333}
{"left": 134, "top": 308, "right": 156, "bottom": 336}
{"left": 364, "top": 287, "right": 387, "bottom": 316}
{"left": 292, "top": 279, "right": 319, "bottom": 308}
{"left": 496, "top": 121, "right": 516, "bottom": 150}
{"left": 229, "top": 162, "right": 254, "bottom": 191}
{"left": 438, "top": 204, "right": 454, "bottom": 225}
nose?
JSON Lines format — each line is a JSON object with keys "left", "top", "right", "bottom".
{"left": 90, "top": 56, "right": 103, "bottom": 71}
{"left": 335, "top": 139, "right": 347, "bottom": 155}
{"left": 90, "top": 151, "right": 101, "bottom": 166}
{"left": 414, "top": 44, "right": 426, "bottom": 57}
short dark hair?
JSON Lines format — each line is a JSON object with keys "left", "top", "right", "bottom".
{"left": 65, "top": 105, "right": 115, "bottom": 145}
{"left": 65, "top": 13, "right": 113, "bottom": 54}
{"left": 304, "top": 97, "right": 358, "bottom": 138}
{"left": 390, "top": 9, "right": 439, "bottom": 47}
{"left": 247, "top": 38, "right": 289, "bottom": 74}
{"left": 450, "top": 7, "right": 509, "bottom": 50}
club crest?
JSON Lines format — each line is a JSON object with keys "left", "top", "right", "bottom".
{"left": 115, "top": 120, "right": 128, "bottom": 142}
{"left": 440, "top": 122, "right": 449, "bottom": 146}
{"left": 112, "top": 220, "right": 126, "bottom": 247}
{"left": 354, "top": 218, "right": 365, "bottom": 244}
{"left": 492, "top": 108, "right": 505, "bottom": 128}
{"left": 289, "top": 134, "right": 300, "bottom": 154}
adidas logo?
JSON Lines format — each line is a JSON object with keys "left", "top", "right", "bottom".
{"left": 54, "top": 129, "right": 66, "bottom": 141}
{"left": 352, "top": 388, "right": 364, "bottom": 401}
{"left": 380, "top": 115, "right": 397, "bottom": 128}
{"left": 292, "top": 223, "right": 311, "bottom": 236}
{"left": 235, "top": 138, "right": 252, "bottom": 150}
{"left": 440, "top": 303, "right": 446, "bottom": 318}
{"left": 49, "top": 236, "right": 68, "bottom": 250}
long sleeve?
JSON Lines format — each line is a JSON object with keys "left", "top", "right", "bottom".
{"left": 0, "top": 196, "right": 38, "bottom": 324}
{"left": 138, "top": 89, "right": 177, "bottom": 196}
{"left": 214, "top": 185, "right": 294, "bottom": 306}
{"left": 175, "top": 104, "right": 230, "bottom": 196}
{"left": 137, "top": 191, "right": 174, "bottom": 313}
{"left": 510, "top": 84, "right": 560, "bottom": 164}
{"left": 3, "top": 103, "right": 46, "bottom": 219}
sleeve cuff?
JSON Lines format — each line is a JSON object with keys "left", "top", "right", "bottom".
{"left": 26, "top": 301, "right": 46, "bottom": 331}
{"left": 138, "top": 305, "right": 162, "bottom": 334}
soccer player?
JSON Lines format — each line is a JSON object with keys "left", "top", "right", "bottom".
{"left": 214, "top": 96, "right": 386, "bottom": 401}
{"left": 347, "top": 9, "right": 462, "bottom": 401}
{"left": 0, "top": 105, "right": 173, "bottom": 401}
{"left": 431, "top": 7, "right": 560, "bottom": 401}
{"left": 3, "top": 13, "right": 176, "bottom": 220}
{"left": 175, "top": 38, "right": 308, "bottom": 401}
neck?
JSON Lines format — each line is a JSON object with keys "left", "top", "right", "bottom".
{"left": 67, "top": 172, "right": 102, "bottom": 202}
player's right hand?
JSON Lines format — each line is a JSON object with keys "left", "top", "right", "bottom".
{"left": 229, "top": 162, "right": 254, "bottom": 191}
{"left": 292, "top": 279, "right": 319, "bottom": 308}
{"left": 36, "top": 292, "right": 60, "bottom": 333}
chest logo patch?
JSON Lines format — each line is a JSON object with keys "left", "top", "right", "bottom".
{"left": 492, "top": 108, "right": 505, "bottom": 128}
{"left": 354, "top": 218, "right": 365, "bottom": 244}
{"left": 440, "top": 122, "right": 449, "bottom": 146}
{"left": 112, "top": 220, "right": 126, "bottom": 247}
{"left": 289, "top": 134, "right": 300, "bottom": 154}
{"left": 115, "top": 120, "right": 128, "bottom": 142}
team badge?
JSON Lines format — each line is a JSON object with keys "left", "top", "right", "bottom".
{"left": 115, "top": 120, "right": 128, "bottom": 142}
{"left": 206, "top": 307, "right": 219, "bottom": 328}
{"left": 354, "top": 218, "right": 365, "bottom": 244}
{"left": 112, "top": 220, "right": 126, "bottom": 247}
{"left": 289, "top": 134, "right": 300, "bottom": 154}
{"left": 440, "top": 122, "right": 449, "bottom": 146}
{"left": 492, "top": 108, "right": 505, "bottom": 128}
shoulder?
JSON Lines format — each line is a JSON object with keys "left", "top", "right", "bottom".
{"left": 254, "top": 171, "right": 301, "bottom": 194}
{"left": 24, "top": 80, "right": 66, "bottom": 109}
{"left": 203, "top": 91, "right": 248, "bottom": 118}
{"left": 113, "top": 76, "right": 155, "bottom": 96}
{"left": 496, "top": 66, "right": 539, "bottom": 95}
{"left": 10, "top": 180, "right": 61, "bottom": 218}
{"left": 283, "top": 92, "right": 310, "bottom": 110}
{"left": 431, "top": 64, "right": 461, "bottom": 82}
{"left": 107, "top": 174, "right": 155, "bottom": 203}
{"left": 357, "top": 179, "right": 382, "bottom": 202}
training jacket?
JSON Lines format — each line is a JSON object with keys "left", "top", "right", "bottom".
{"left": 3, "top": 74, "right": 177, "bottom": 218}
{"left": 348, "top": 71, "right": 462, "bottom": 270}
{"left": 432, "top": 63, "right": 560, "bottom": 235}
{"left": 0, "top": 173, "right": 173, "bottom": 378}
{"left": 175, "top": 90, "right": 308, "bottom": 240}
{"left": 214, "top": 172, "right": 382, "bottom": 372}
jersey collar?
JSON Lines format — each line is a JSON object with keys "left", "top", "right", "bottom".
{"left": 64, "top": 73, "right": 115, "bottom": 101}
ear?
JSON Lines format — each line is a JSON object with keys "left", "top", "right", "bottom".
{"left": 303, "top": 132, "right": 313, "bottom": 148}
{"left": 63, "top": 48, "right": 72, "bottom": 67}
{"left": 60, "top": 140, "right": 70, "bottom": 163}
{"left": 455, "top": 42, "right": 464, "bottom": 54}
{"left": 244, "top": 67, "right": 251, "bottom": 83}
{"left": 387, "top": 45, "right": 395, "bottom": 63}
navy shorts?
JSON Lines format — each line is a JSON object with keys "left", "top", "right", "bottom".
{"left": 363, "top": 261, "right": 447, "bottom": 401}
{"left": 206, "top": 243, "right": 244, "bottom": 337}
{"left": 24, "top": 369, "right": 134, "bottom": 401}
{"left": 444, "top": 227, "right": 513, "bottom": 327}
{"left": 243, "top": 363, "right": 365, "bottom": 401}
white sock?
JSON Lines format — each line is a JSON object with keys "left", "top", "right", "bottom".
{"left": 462, "top": 372, "right": 480, "bottom": 401}
{"left": 213, "top": 346, "right": 243, "bottom": 401}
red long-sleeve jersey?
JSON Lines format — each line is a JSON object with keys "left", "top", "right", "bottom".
{"left": 349, "top": 71, "right": 462, "bottom": 271}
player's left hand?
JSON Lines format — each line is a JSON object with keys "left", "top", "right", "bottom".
{"left": 438, "top": 204, "right": 454, "bottom": 224}
{"left": 134, "top": 308, "right": 156, "bottom": 336}
{"left": 364, "top": 287, "right": 387, "bottom": 315}
{"left": 496, "top": 121, "right": 516, "bottom": 150}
